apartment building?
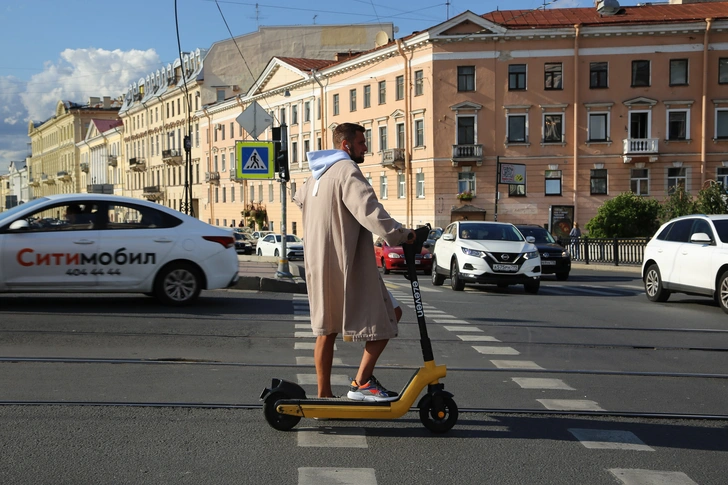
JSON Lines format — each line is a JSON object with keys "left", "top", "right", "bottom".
{"left": 77, "top": 119, "right": 124, "bottom": 196}
{"left": 208, "top": 2, "right": 727, "bottom": 238}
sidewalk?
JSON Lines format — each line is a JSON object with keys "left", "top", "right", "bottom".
{"left": 234, "top": 255, "right": 307, "bottom": 294}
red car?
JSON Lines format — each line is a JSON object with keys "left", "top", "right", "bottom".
{"left": 374, "top": 237, "right": 433, "bottom": 275}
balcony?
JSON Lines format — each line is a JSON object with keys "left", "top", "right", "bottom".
{"left": 129, "top": 157, "right": 147, "bottom": 172}
{"left": 162, "top": 149, "right": 184, "bottom": 166}
{"left": 41, "top": 174, "right": 55, "bottom": 185}
{"left": 29, "top": 177, "right": 40, "bottom": 187}
{"left": 108, "top": 155, "right": 118, "bottom": 167}
{"left": 623, "top": 138, "right": 658, "bottom": 155}
{"left": 381, "top": 148, "right": 405, "bottom": 167}
{"left": 142, "top": 185, "right": 164, "bottom": 201}
{"left": 205, "top": 171, "right": 221, "bottom": 185}
{"left": 451, "top": 144, "right": 483, "bottom": 166}
{"left": 57, "top": 170, "right": 72, "bottom": 182}
{"left": 80, "top": 162, "right": 89, "bottom": 173}
{"left": 87, "top": 184, "right": 114, "bottom": 194}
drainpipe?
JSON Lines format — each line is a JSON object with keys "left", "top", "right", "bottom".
{"left": 397, "top": 39, "right": 413, "bottom": 227}
{"left": 311, "top": 69, "right": 327, "bottom": 149}
{"left": 701, "top": 18, "right": 713, "bottom": 186}
{"left": 573, "top": 25, "right": 581, "bottom": 224}
{"left": 235, "top": 95, "right": 247, "bottom": 204}
{"left": 203, "top": 106, "right": 214, "bottom": 224}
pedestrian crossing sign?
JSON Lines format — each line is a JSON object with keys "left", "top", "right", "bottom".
{"left": 235, "top": 141, "right": 275, "bottom": 180}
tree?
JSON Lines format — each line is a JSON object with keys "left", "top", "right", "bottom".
{"left": 660, "top": 185, "right": 698, "bottom": 222}
{"left": 585, "top": 192, "right": 662, "bottom": 238}
{"left": 696, "top": 181, "right": 728, "bottom": 215}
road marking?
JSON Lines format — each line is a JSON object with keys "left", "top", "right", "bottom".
{"left": 295, "top": 342, "right": 337, "bottom": 350}
{"left": 297, "top": 374, "right": 349, "bottom": 386}
{"left": 294, "top": 316, "right": 311, "bottom": 321}
{"left": 299, "top": 467, "right": 376, "bottom": 484}
{"left": 491, "top": 360, "right": 544, "bottom": 369}
{"left": 295, "top": 331, "right": 315, "bottom": 338}
{"left": 386, "top": 282, "right": 439, "bottom": 292}
{"left": 297, "top": 429, "right": 368, "bottom": 448}
{"left": 297, "top": 356, "right": 343, "bottom": 365}
{"left": 295, "top": 323, "right": 311, "bottom": 329}
{"left": 443, "top": 326, "right": 482, "bottom": 332}
{"left": 609, "top": 469, "right": 697, "bottom": 485}
{"left": 421, "top": 309, "right": 446, "bottom": 314}
{"left": 457, "top": 335, "right": 500, "bottom": 342}
{"left": 473, "top": 346, "right": 520, "bottom": 355}
{"left": 292, "top": 294, "right": 309, "bottom": 300}
{"left": 294, "top": 310, "right": 310, "bottom": 315}
{"left": 433, "top": 318, "right": 470, "bottom": 324}
{"left": 512, "top": 378, "right": 574, "bottom": 390}
{"left": 537, "top": 399, "right": 604, "bottom": 411}
{"left": 568, "top": 429, "right": 654, "bottom": 451}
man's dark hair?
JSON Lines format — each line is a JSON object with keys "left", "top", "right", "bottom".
{"left": 333, "top": 123, "right": 365, "bottom": 148}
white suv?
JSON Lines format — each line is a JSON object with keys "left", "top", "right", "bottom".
{"left": 432, "top": 221, "right": 541, "bottom": 293}
{"left": 642, "top": 214, "right": 728, "bottom": 313}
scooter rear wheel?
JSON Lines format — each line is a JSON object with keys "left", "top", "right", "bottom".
{"left": 418, "top": 393, "right": 458, "bottom": 433}
{"left": 263, "top": 391, "right": 302, "bottom": 431}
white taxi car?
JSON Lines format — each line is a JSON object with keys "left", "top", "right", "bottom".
{"left": 431, "top": 221, "right": 541, "bottom": 293}
{"left": 0, "top": 194, "right": 239, "bottom": 305}
{"left": 256, "top": 233, "right": 304, "bottom": 260}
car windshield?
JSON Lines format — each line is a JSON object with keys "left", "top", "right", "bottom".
{"left": 713, "top": 220, "right": 728, "bottom": 243}
{"left": 428, "top": 229, "right": 442, "bottom": 240}
{"left": 274, "top": 235, "right": 302, "bottom": 243}
{"left": 459, "top": 223, "right": 524, "bottom": 242}
{"left": 0, "top": 197, "right": 50, "bottom": 223}
{"left": 518, "top": 226, "right": 557, "bottom": 244}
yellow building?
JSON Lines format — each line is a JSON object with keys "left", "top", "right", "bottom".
{"left": 77, "top": 119, "right": 125, "bottom": 195}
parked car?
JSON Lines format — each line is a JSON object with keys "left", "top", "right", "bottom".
{"left": 256, "top": 233, "right": 305, "bottom": 260}
{"left": 0, "top": 194, "right": 239, "bottom": 305}
{"left": 374, "top": 237, "right": 433, "bottom": 275}
{"left": 431, "top": 221, "right": 541, "bottom": 293}
{"left": 252, "top": 230, "right": 273, "bottom": 240}
{"left": 642, "top": 214, "right": 728, "bottom": 313}
{"left": 234, "top": 232, "right": 255, "bottom": 254}
{"left": 515, "top": 224, "right": 571, "bottom": 280}
{"left": 422, "top": 227, "right": 443, "bottom": 253}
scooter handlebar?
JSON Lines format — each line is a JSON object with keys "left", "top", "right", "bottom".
{"left": 402, "top": 225, "right": 431, "bottom": 260}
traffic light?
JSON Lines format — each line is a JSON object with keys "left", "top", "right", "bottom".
{"left": 276, "top": 148, "right": 289, "bottom": 182}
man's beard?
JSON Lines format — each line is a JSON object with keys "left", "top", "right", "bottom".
{"left": 351, "top": 153, "right": 365, "bottom": 164}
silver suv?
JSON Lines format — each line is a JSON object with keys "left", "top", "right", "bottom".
{"left": 642, "top": 214, "right": 728, "bottom": 313}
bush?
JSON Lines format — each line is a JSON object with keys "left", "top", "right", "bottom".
{"left": 660, "top": 185, "right": 698, "bottom": 222}
{"left": 696, "top": 181, "right": 728, "bottom": 215}
{"left": 585, "top": 192, "right": 662, "bottom": 238}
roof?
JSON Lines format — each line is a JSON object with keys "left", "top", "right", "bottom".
{"left": 276, "top": 57, "right": 337, "bottom": 72}
{"left": 92, "top": 119, "right": 123, "bottom": 133}
{"left": 482, "top": 3, "right": 728, "bottom": 29}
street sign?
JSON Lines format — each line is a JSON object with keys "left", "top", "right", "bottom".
{"left": 236, "top": 101, "right": 273, "bottom": 140}
{"left": 236, "top": 141, "right": 275, "bottom": 180}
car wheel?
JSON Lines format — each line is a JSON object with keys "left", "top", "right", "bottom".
{"left": 257, "top": 248, "right": 262, "bottom": 256}
{"left": 715, "top": 271, "right": 728, "bottom": 314}
{"left": 154, "top": 262, "right": 202, "bottom": 306}
{"left": 555, "top": 272, "right": 569, "bottom": 281}
{"left": 524, "top": 280, "right": 540, "bottom": 294}
{"left": 431, "top": 258, "right": 445, "bottom": 286}
{"left": 381, "top": 258, "right": 390, "bottom": 275}
{"left": 644, "top": 264, "right": 670, "bottom": 302}
{"left": 450, "top": 259, "right": 465, "bottom": 291}
{"left": 274, "top": 249, "right": 280, "bottom": 257}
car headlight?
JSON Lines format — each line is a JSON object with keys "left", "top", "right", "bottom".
{"left": 523, "top": 250, "right": 540, "bottom": 260}
{"left": 423, "top": 253, "right": 432, "bottom": 259}
{"left": 461, "top": 247, "right": 486, "bottom": 258}
{"left": 387, "top": 253, "right": 401, "bottom": 259}
{"left": 562, "top": 249, "right": 570, "bottom": 258}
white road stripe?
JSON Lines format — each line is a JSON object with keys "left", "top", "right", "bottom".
{"left": 609, "top": 469, "right": 697, "bottom": 485}
{"left": 297, "top": 356, "right": 343, "bottom": 365}
{"left": 295, "top": 323, "right": 311, "bottom": 329}
{"left": 473, "top": 346, "right": 520, "bottom": 355}
{"left": 295, "top": 342, "right": 337, "bottom": 350}
{"left": 299, "top": 467, "right": 376, "bottom": 484}
{"left": 491, "top": 360, "right": 544, "bottom": 369}
{"left": 294, "top": 316, "right": 311, "bottom": 321}
{"left": 512, "top": 378, "right": 574, "bottom": 390}
{"left": 569, "top": 429, "right": 654, "bottom": 451}
{"left": 297, "top": 429, "right": 368, "bottom": 448}
{"left": 443, "top": 326, "right": 482, "bottom": 332}
{"left": 295, "top": 331, "right": 315, "bottom": 338}
{"left": 297, "top": 374, "right": 349, "bottom": 386}
{"left": 457, "top": 335, "right": 500, "bottom": 342}
{"left": 434, "top": 318, "right": 469, "bottom": 324}
{"left": 537, "top": 399, "right": 604, "bottom": 411}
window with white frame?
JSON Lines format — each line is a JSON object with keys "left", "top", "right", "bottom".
{"left": 365, "top": 129, "right": 372, "bottom": 154}
{"left": 457, "top": 116, "right": 476, "bottom": 145}
{"left": 380, "top": 174, "right": 388, "bottom": 199}
{"left": 507, "top": 114, "right": 527, "bottom": 143}
{"left": 333, "top": 94, "right": 339, "bottom": 116}
{"left": 378, "top": 81, "right": 386, "bottom": 104}
{"left": 543, "top": 114, "right": 563, "bottom": 143}
{"left": 258, "top": 183, "right": 263, "bottom": 202}
{"left": 366, "top": 174, "right": 373, "bottom": 186}
{"left": 269, "top": 183, "right": 274, "bottom": 202}
{"left": 222, "top": 187, "right": 227, "bottom": 203}
{"left": 303, "top": 140, "right": 310, "bottom": 161}
{"left": 291, "top": 141, "right": 298, "bottom": 164}
{"left": 304, "top": 101, "right": 311, "bottom": 122}
{"left": 231, "top": 185, "right": 235, "bottom": 202}
{"left": 416, "top": 172, "right": 425, "bottom": 198}
{"left": 396, "top": 123, "right": 405, "bottom": 149}
{"left": 545, "top": 170, "right": 562, "bottom": 195}
{"left": 414, "top": 70, "right": 424, "bottom": 96}
{"left": 292, "top": 105, "right": 298, "bottom": 124}
{"left": 458, "top": 172, "right": 475, "bottom": 194}
{"left": 414, "top": 119, "right": 424, "bottom": 147}
{"left": 590, "top": 169, "right": 608, "bottom": 195}
{"left": 716, "top": 109, "right": 728, "bottom": 140}
{"left": 364, "top": 85, "right": 371, "bottom": 108}
{"left": 379, "top": 126, "right": 387, "bottom": 151}
{"left": 221, "top": 153, "right": 226, "bottom": 172}
{"left": 629, "top": 168, "right": 650, "bottom": 195}
{"left": 350, "top": 89, "right": 357, "bottom": 112}
{"left": 667, "top": 110, "right": 689, "bottom": 141}
{"left": 667, "top": 167, "right": 687, "bottom": 193}
{"left": 397, "top": 173, "right": 405, "bottom": 198}
{"left": 588, "top": 112, "right": 609, "bottom": 142}
{"left": 396, "top": 76, "right": 404, "bottom": 100}
{"left": 290, "top": 181, "right": 296, "bottom": 200}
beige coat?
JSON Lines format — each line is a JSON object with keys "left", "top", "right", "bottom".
{"left": 294, "top": 159, "right": 410, "bottom": 341}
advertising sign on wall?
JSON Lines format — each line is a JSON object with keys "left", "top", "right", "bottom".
{"left": 550, "top": 205, "right": 574, "bottom": 242}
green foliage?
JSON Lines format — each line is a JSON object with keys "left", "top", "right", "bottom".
{"left": 660, "top": 185, "right": 698, "bottom": 222}
{"left": 696, "top": 182, "right": 728, "bottom": 215}
{"left": 585, "top": 192, "right": 662, "bottom": 238}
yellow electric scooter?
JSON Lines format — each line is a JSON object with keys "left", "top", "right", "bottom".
{"left": 260, "top": 225, "right": 458, "bottom": 433}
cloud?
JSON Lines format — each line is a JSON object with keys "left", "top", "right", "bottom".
{"left": 552, "top": 0, "right": 592, "bottom": 8}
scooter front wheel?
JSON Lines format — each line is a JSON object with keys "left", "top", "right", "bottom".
{"left": 263, "top": 391, "right": 302, "bottom": 431}
{"left": 418, "top": 393, "right": 458, "bottom": 433}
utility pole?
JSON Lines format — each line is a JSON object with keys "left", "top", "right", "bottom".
{"left": 274, "top": 124, "right": 292, "bottom": 279}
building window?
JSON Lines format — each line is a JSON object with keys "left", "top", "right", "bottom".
{"left": 719, "top": 58, "right": 728, "bottom": 84}
{"left": 397, "top": 173, "right": 405, "bottom": 198}
{"left": 545, "top": 170, "right": 562, "bottom": 196}
{"left": 367, "top": 174, "right": 373, "bottom": 185}
{"left": 215, "top": 187, "right": 219, "bottom": 203}
{"left": 717, "top": 167, "right": 728, "bottom": 189}
{"left": 333, "top": 94, "right": 339, "bottom": 116}
{"left": 364, "top": 129, "right": 372, "bottom": 154}
{"left": 631, "top": 168, "right": 649, "bottom": 195}
{"left": 667, "top": 110, "right": 689, "bottom": 141}
{"left": 222, "top": 187, "right": 227, "bottom": 203}
{"left": 258, "top": 183, "right": 263, "bottom": 202}
{"left": 304, "top": 101, "right": 311, "bottom": 122}
{"left": 588, "top": 113, "right": 609, "bottom": 142}
{"left": 221, "top": 153, "right": 226, "bottom": 172}
{"left": 269, "top": 183, "right": 274, "bottom": 202}
{"left": 508, "top": 64, "right": 526, "bottom": 90}
{"left": 590, "top": 62, "right": 608, "bottom": 89}
{"left": 290, "top": 181, "right": 296, "bottom": 201}
{"left": 364, "top": 85, "right": 371, "bottom": 108}
{"left": 457, "top": 116, "right": 475, "bottom": 145}
{"left": 414, "top": 70, "right": 424, "bottom": 96}
{"left": 292, "top": 105, "right": 298, "bottom": 124}
{"left": 457, "top": 66, "right": 475, "bottom": 92}
{"left": 350, "top": 89, "right": 357, "bottom": 112}
{"left": 670, "top": 59, "right": 688, "bottom": 86}
{"left": 544, "top": 63, "right": 562, "bottom": 90}
{"left": 396, "top": 123, "right": 405, "bottom": 149}
{"left": 414, "top": 119, "right": 424, "bottom": 147}
{"left": 379, "top": 126, "right": 387, "bottom": 151}
{"left": 458, "top": 172, "right": 475, "bottom": 194}
{"left": 303, "top": 140, "right": 310, "bottom": 161}
{"left": 380, "top": 175, "right": 388, "bottom": 199}
{"left": 543, "top": 114, "right": 563, "bottom": 143}
{"left": 216, "top": 89, "right": 225, "bottom": 102}
{"left": 507, "top": 114, "right": 527, "bottom": 143}
{"left": 416, "top": 172, "right": 425, "bottom": 198}
{"left": 378, "top": 81, "right": 386, "bottom": 104}
{"left": 291, "top": 141, "right": 298, "bottom": 164}
{"left": 716, "top": 109, "right": 728, "bottom": 139}
{"left": 396, "top": 75, "right": 404, "bottom": 100}
{"left": 631, "top": 60, "right": 650, "bottom": 87}
{"left": 231, "top": 185, "right": 235, "bottom": 202}
{"left": 590, "top": 169, "right": 608, "bottom": 195}
{"left": 667, "top": 167, "right": 687, "bottom": 193}
{"left": 280, "top": 107, "right": 286, "bottom": 125}
{"left": 317, "top": 99, "right": 321, "bottom": 120}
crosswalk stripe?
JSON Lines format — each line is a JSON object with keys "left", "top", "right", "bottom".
{"left": 297, "top": 356, "right": 343, "bottom": 365}
{"left": 443, "top": 325, "right": 482, "bottom": 332}
{"left": 434, "top": 318, "right": 469, "bottom": 324}
{"left": 295, "top": 342, "right": 337, "bottom": 350}
{"left": 473, "top": 346, "right": 519, "bottom": 355}
{"left": 457, "top": 335, "right": 500, "bottom": 342}
{"left": 537, "top": 399, "right": 604, "bottom": 411}
{"left": 512, "top": 377, "right": 574, "bottom": 390}
{"left": 608, "top": 469, "right": 697, "bottom": 485}
{"left": 491, "top": 360, "right": 544, "bottom": 369}
{"left": 294, "top": 316, "right": 311, "bottom": 321}
{"left": 297, "top": 374, "right": 349, "bottom": 386}
{"left": 297, "top": 430, "right": 368, "bottom": 448}
{"left": 299, "top": 467, "right": 376, "bottom": 483}
{"left": 569, "top": 429, "right": 654, "bottom": 451}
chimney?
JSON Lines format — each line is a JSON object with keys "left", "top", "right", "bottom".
{"left": 103, "top": 96, "right": 111, "bottom": 109}
{"left": 88, "top": 97, "right": 100, "bottom": 106}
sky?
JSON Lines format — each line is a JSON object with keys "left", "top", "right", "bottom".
{"left": 0, "top": 0, "right": 592, "bottom": 174}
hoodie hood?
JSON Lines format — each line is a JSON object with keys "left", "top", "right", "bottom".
{"left": 307, "top": 149, "right": 351, "bottom": 180}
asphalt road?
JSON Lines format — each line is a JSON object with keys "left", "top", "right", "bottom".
{"left": 1, "top": 268, "right": 727, "bottom": 484}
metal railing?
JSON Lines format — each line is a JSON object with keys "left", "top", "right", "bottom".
{"left": 623, "top": 138, "right": 658, "bottom": 154}
{"left": 563, "top": 236, "right": 649, "bottom": 266}
{"left": 452, "top": 144, "right": 483, "bottom": 159}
